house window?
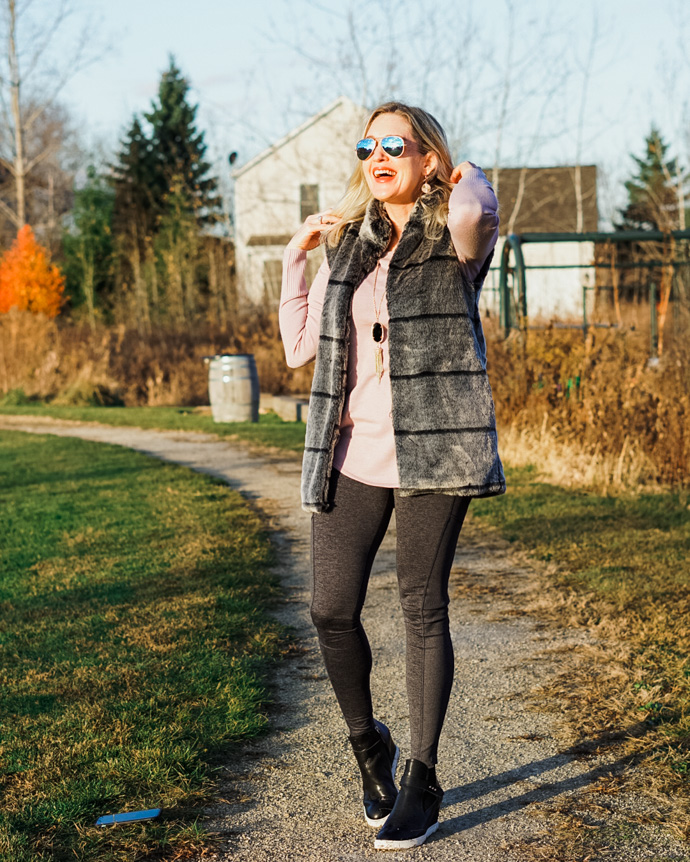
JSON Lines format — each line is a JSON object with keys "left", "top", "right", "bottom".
{"left": 300, "top": 184, "right": 319, "bottom": 222}
{"left": 263, "top": 259, "right": 283, "bottom": 304}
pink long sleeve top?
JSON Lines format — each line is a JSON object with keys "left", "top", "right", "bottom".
{"left": 280, "top": 166, "right": 499, "bottom": 488}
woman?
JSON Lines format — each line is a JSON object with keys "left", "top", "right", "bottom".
{"left": 279, "top": 102, "right": 505, "bottom": 850}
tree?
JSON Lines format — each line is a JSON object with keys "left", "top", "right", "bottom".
{"left": 155, "top": 179, "right": 200, "bottom": 322}
{"left": 110, "top": 58, "right": 223, "bottom": 326}
{"left": 0, "top": 99, "right": 80, "bottom": 251}
{"left": 145, "top": 58, "right": 220, "bottom": 323}
{"left": 144, "top": 57, "right": 221, "bottom": 227}
{"left": 0, "top": 224, "right": 65, "bottom": 316}
{"left": 616, "top": 128, "right": 690, "bottom": 354}
{"left": 0, "top": 0, "right": 100, "bottom": 236}
{"left": 62, "top": 167, "right": 115, "bottom": 327}
{"left": 619, "top": 127, "right": 688, "bottom": 232}
{"left": 111, "top": 116, "right": 158, "bottom": 327}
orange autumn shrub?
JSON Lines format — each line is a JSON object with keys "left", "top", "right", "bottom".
{"left": 0, "top": 225, "right": 65, "bottom": 317}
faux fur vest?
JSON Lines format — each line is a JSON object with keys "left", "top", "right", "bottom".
{"left": 301, "top": 192, "right": 506, "bottom": 513}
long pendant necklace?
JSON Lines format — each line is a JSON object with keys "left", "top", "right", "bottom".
{"left": 371, "top": 262, "right": 386, "bottom": 382}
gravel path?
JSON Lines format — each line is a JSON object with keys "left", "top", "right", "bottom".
{"left": 3, "top": 416, "right": 688, "bottom": 862}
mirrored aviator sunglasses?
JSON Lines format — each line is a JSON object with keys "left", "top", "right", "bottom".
{"left": 356, "top": 135, "right": 405, "bottom": 161}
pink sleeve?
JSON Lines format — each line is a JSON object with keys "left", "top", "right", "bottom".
{"left": 279, "top": 248, "right": 330, "bottom": 368}
{"left": 447, "top": 166, "right": 499, "bottom": 282}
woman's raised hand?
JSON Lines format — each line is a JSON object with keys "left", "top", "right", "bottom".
{"left": 287, "top": 209, "right": 341, "bottom": 251}
{"left": 450, "top": 161, "right": 478, "bottom": 184}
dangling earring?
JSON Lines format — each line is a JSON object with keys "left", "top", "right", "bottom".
{"left": 421, "top": 174, "right": 432, "bottom": 195}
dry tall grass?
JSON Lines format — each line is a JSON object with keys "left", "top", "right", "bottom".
{"left": 484, "top": 313, "right": 690, "bottom": 490}
{"left": 497, "top": 418, "right": 657, "bottom": 494}
{"left": 2, "top": 305, "right": 688, "bottom": 488}
{"left": 0, "top": 308, "right": 313, "bottom": 408}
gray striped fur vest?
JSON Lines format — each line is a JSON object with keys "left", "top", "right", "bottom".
{"left": 301, "top": 192, "right": 505, "bottom": 513}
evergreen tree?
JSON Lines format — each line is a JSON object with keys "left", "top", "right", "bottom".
{"left": 111, "top": 116, "right": 157, "bottom": 249}
{"left": 109, "top": 59, "right": 223, "bottom": 325}
{"left": 614, "top": 128, "right": 690, "bottom": 318}
{"left": 63, "top": 166, "right": 115, "bottom": 327}
{"left": 618, "top": 127, "right": 688, "bottom": 232}
{"left": 111, "top": 116, "right": 159, "bottom": 326}
{"left": 144, "top": 56, "right": 221, "bottom": 226}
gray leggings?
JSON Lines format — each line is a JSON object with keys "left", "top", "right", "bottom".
{"left": 310, "top": 470, "right": 470, "bottom": 767}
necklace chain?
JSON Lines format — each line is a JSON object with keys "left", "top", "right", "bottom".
{"left": 372, "top": 262, "right": 384, "bottom": 320}
{"left": 371, "top": 262, "right": 385, "bottom": 382}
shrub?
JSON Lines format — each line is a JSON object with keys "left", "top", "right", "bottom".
{"left": 0, "top": 387, "right": 36, "bottom": 406}
{"left": 0, "top": 225, "right": 65, "bottom": 317}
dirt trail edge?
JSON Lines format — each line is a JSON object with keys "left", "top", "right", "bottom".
{"left": 2, "top": 416, "right": 687, "bottom": 862}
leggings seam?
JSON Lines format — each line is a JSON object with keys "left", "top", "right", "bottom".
{"left": 417, "top": 498, "right": 456, "bottom": 764}
{"left": 312, "top": 471, "right": 467, "bottom": 747}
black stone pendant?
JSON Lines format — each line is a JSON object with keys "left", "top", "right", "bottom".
{"left": 371, "top": 321, "right": 384, "bottom": 343}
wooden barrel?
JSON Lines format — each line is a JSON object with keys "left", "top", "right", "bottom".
{"left": 207, "top": 354, "right": 260, "bottom": 423}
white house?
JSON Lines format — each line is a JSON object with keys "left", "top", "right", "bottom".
{"left": 233, "top": 96, "right": 368, "bottom": 305}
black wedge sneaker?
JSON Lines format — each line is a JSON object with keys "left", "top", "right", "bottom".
{"left": 349, "top": 719, "right": 400, "bottom": 828}
{"left": 373, "top": 758, "right": 443, "bottom": 850}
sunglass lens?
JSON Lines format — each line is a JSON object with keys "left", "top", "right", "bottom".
{"left": 356, "top": 138, "right": 376, "bottom": 160}
{"left": 381, "top": 136, "right": 404, "bottom": 157}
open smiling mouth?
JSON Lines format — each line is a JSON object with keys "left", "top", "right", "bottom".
{"left": 373, "top": 169, "right": 396, "bottom": 180}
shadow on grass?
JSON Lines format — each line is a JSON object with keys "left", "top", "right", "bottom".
{"left": 2, "top": 455, "right": 157, "bottom": 492}
{"left": 476, "top": 473, "right": 690, "bottom": 540}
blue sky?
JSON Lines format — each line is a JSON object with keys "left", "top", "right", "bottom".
{"left": 44, "top": 0, "right": 690, "bottom": 221}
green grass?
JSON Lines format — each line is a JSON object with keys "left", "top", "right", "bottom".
{"left": 473, "top": 466, "right": 689, "bottom": 609}
{"left": 0, "top": 430, "right": 284, "bottom": 861}
{"left": 0, "top": 404, "right": 307, "bottom": 453}
{"left": 472, "top": 466, "right": 690, "bottom": 770}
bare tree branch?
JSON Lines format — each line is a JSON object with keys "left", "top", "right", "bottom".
{"left": 0, "top": 190, "right": 20, "bottom": 226}
{"left": 574, "top": 9, "right": 599, "bottom": 232}
{"left": 0, "top": 0, "right": 105, "bottom": 232}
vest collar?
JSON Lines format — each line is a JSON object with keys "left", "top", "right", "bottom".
{"left": 355, "top": 189, "right": 445, "bottom": 267}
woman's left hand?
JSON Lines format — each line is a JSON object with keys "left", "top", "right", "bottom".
{"left": 450, "top": 160, "right": 478, "bottom": 183}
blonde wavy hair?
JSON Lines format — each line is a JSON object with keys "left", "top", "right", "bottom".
{"left": 324, "top": 101, "right": 454, "bottom": 248}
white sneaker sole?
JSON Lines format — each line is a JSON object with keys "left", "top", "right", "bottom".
{"left": 374, "top": 821, "right": 439, "bottom": 850}
{"left": 364, "top": 744, "right": 401, "bottom": 829}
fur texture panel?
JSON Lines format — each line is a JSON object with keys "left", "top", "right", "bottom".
{"left": 301, "top": 193, "right": 505, "bottom": 513}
